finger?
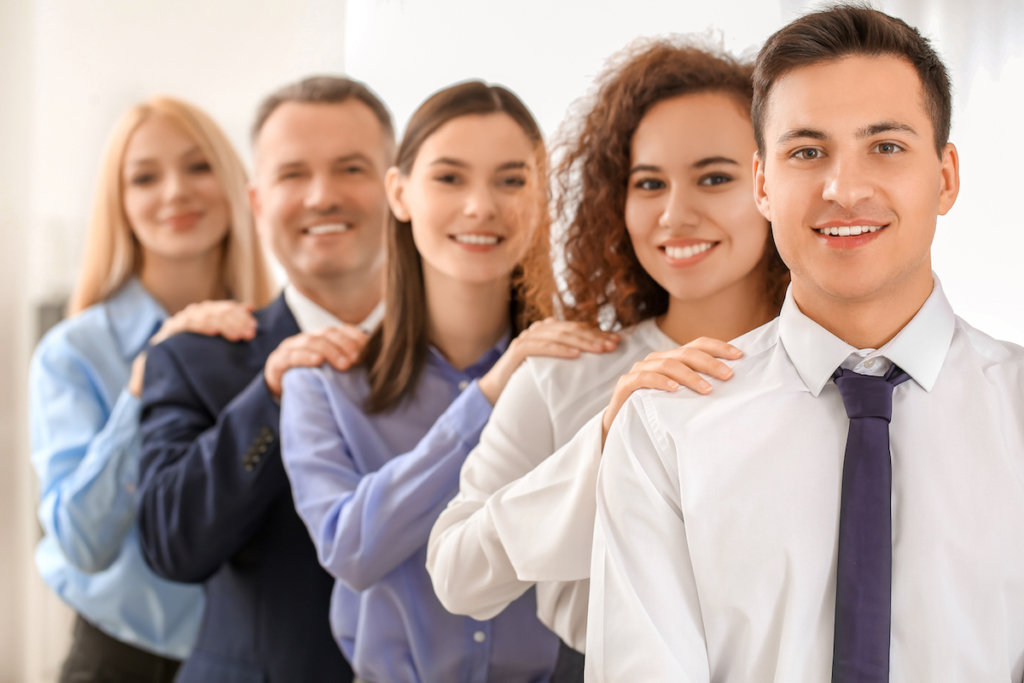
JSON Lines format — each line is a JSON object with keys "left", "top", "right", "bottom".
{"left": 623, "top": 371, "right": 684, "bottom": 395}
{"left": 525, "top": 325, "right": 615, "bottom": 353}
{"left": 515, "top": 340, "right": 583, "bottom": 360}
{"left": 683, "top": 337, "right": 743, "bottom": 361}
{"left": 321, "top": 327, "right": 368, "bottom": 355}
{"left": 666, "top": 349, "right": 734, "bottom": 380}
{"left": 634, "top": 363, "right": 713, "bottom": 394}
{"left": 218, "top": 308, "right": 258, "bottom": 341}
{"left": 539, "top": 320, "right": 619, "bottom": 346}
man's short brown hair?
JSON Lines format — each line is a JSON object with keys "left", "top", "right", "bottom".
{"left": 752, "top": 4, "right": 951, "bottom": 156}
{"left": 251, "top": 75, "right": 394, "bottom": 145}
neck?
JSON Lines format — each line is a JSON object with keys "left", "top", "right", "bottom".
{"left": 791, "top": 260, "right": 934, "bottom": 350}
{"left": 423, "top": 262, "right": 511, "bottom": 371}
{"left": 139, "top": 246, "right": 226, "bottom": 315}
{"left": 288, "top": 262, "right": 385, "bottom": 326}
{"left": 657, "top": 267, "right": 776, "bottom": 346}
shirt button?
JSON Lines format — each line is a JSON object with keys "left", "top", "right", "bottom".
{"left": 458, "top": 380, "right": 469, "bottom": 391}
{"left": 864, "top": 359, "right": 876, "bottom": 368}
{"left": 473, "top": 630, "right": 486, "bottom": 643}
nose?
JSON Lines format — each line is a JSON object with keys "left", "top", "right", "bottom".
{"left": 164, "top": 169, "right": 189, "bottom": 204}
{"left": 658, "top": 185, "right": 700, "bottom": 231}
{"left": 462, "top": 181, "right": 498, "bottom": 221}
{"left": 821, "top": 154, "right": 874, "bottom": 208}
{"left": 304, "top": 171, "right": 342, "bottom": 213}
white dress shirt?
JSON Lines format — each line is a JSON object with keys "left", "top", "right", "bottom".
{"left": 284, "top": 284, "right": 384, "bottom": 334}
{"left": 587, "top": 276, "right": 1024, "bottom": 682}
{"left": 427, "top": 318, "right": 678, "bottom": 652}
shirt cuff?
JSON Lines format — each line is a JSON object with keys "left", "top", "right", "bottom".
{"left": 444, "top": 380, "right": 494, "bottom": 447}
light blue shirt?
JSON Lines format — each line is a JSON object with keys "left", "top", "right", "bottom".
{"left": 30, "top": 278, "right": 203, "bottom": 658}
{"left": 281, "top": 338, "right": 559, "bottom": 683}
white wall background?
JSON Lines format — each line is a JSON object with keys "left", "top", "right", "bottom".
{"left": 346, "top": 0, "right": 1024, "bottom": 344}
{"left": 1, "top": 1, "right": 1021, "bottom": 681}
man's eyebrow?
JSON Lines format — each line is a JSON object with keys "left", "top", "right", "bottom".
{"left": 857, "top": 121, "right": 919, "bottom": 138}
{"left": 333, "top": 153, "right": 375, "bottom": 166}
{"left": 693, "top": 156, "right": 738, "bottom": 169}
{"left": 777, "top": 128, "right": 829, "bottom": 145}
{"left": 628, "top": 164, "right": 661, "bottom": 176}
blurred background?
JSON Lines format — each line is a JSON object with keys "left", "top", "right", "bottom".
{"left": 0, "top": 0, "right": 1021, "bottom": 679}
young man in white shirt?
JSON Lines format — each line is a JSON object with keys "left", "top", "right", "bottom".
{"left": 588, "top": 6, "right": 1024, "bottom": 681}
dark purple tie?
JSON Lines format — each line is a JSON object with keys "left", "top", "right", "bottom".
{"left": 831, "top": 364, "right": 909, "bottom": 683}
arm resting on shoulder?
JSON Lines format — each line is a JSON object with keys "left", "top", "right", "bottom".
{"left": 136, "top": 341, "right": 287, "bottom": 583}
{"left": 30, "top": 344, "right": 146, "bottom": 574}
{"left": 427, "top": 361, "right": 560, "bottom": 618}
{"left": 281, "top": 367, "right": 491, "bottom": 593}
{"left": 586, "top": 393, "right": 708, "bottom": 682}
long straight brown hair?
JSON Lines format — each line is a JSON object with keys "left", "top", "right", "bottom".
{"left": 363, "top": 81, "right": 554, "bottom": 414}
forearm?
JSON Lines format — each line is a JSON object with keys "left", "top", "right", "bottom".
{"left": 138, "top": 370, "right": 285, "bottom": 582}
{"left": 37, "top": 389, "right": 144, "bottom": 573}
{"left": 286, "top": 379, "right": 492, "bottom": 592}
{"left": 428, "top": 490, "right": 531, "bottom": 619}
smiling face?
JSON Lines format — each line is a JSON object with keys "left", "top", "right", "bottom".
{"left": 754, "top": 55, "right": 959, "bottom": 309}
{"left": 386, "top": 112, "right": 539, "bottom": 286}
{"left": 625, "top": 92, "right": 770, "bottom": 305}
{"left": 121, "top": 113, "right": 230, "bottom": 263}
{"left": 251, "top": 100, "right": 390, "bottom": 287}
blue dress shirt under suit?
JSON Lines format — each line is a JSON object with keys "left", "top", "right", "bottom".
{"left": 136, "top": 294, "right": 353, "bottom": 683}
{"left": 280, "top": 338, "right": 560, "bottom": 683}
{"left": 29, "top": 278, "right": 203, "bottom": 659}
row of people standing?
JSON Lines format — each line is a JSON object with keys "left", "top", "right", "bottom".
{"left": 31, "top": 37, "right": 762, "bottom": 680}
{"left": 34, "top": 6, "right": 978, "bottom": 680}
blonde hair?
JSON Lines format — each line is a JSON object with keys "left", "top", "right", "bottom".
{"left": 68, "top": 96, "right": 276, "bottom": 315}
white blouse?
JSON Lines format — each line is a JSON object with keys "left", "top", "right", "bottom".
{"left": 426, "top": 318, "right": 677, "bottom": 652}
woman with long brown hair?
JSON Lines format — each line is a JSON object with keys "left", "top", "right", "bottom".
{"left": 30, "top": 96, "right": 274, "bottom": 682}
{"left": 279, "top": 81, "right": 617, "bottom": 682}
{"left": 427, "top": 36, "right": 789, "bottom": 680}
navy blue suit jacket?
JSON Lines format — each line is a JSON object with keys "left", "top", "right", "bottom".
{"left": 137, "top": 296, "right": 353, "bottom": 683}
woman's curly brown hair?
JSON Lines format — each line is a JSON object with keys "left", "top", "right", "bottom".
{"left": 544, "top": 36, "right": 789, "bottom": 329}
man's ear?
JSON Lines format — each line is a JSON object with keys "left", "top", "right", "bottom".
{"left": 937, "top": 142, "right": 960, "bottom": 216}
{"left": 248, "top": 184, "right": 262, "bottom": 221}
{"left": 753, "top": 151, "right": 772, "bottom": 222}
{"left": 385, "top": 167, "right": 411, "bottom": 222}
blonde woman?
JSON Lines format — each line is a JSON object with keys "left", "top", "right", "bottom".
{"left": 30, "top": 96, "right": 275, "bottom": 682}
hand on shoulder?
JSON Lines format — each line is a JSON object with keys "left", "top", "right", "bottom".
{"left": 129, "top": 300, "right": 257, "bottom": 397}
{"left": 477, "top": 318, "right": 619, "bottom": 405}
{"left": 264, "top": 325, "right": 370, "bottom": 399}
{"left": 600, "top": 337, "right": 743, "bottom": 447}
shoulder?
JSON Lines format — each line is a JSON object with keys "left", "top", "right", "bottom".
{"left": 32, "top": 303, "right": 120, "bottom": 376}
{"left": 630, "top": 317, "right": 786, "bottom": 427}
{"left": 283, "top": 363, "right": 371, "bottom": 411}
{"left": 522, "top": 321, "right": 671, "bottom": 403}
{"left": 954, "top": 316, "right": 1024, "bottom": 377}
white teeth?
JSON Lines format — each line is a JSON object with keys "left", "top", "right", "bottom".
{"left": 453, "top": 233, "right": 500, "bottom": 245}
{"left": 664, "top": 242, "right": 714, "bottom": 260}
{"left": 816, "top": 225, "right": 881, "bottom": 236}
{"left": 307, "top": 223, "right": 352, "bottom": 235}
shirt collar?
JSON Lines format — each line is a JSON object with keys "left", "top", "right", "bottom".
{"left": 284, "top": 284, "right": 385, "bottom": 335}
{"left": 778, "top": 273, "right": 955, "bottom": 396}
{"left": 427, "top": 328, "right": 512, "bottom": 381}
{"left": 106, "top": 277, "right": 168, "bottom": 360}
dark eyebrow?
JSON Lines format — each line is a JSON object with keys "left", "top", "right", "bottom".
{"left": 693, "top": 156, "right": 738, "bottom": 169}
{"left": 628, "top": 164, "right": 661, "bottom": 176}
{"left": 497, "top": 161, "right": 527, "bottom": 171}
{"left": 333, "top": 153, "right": 375, "bottom": 166}
{"left": 777, "top": 128, "right": 829, "bottom": 145}
{"left": 430, "top": 157, "right": 469, "bottom": 168}
{"left": 857, "top": 121, "right": 919, "bottom": 138}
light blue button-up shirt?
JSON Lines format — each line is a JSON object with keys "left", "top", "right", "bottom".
{"left": 30, "top": 278, "right": 203, "bottom": 659}
{"left": 281, "top": 339, "right": 559, "bottom": 683}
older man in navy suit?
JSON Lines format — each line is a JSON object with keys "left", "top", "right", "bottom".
{"left": 136, "top": 76, "right": 393, "bottom": 683}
